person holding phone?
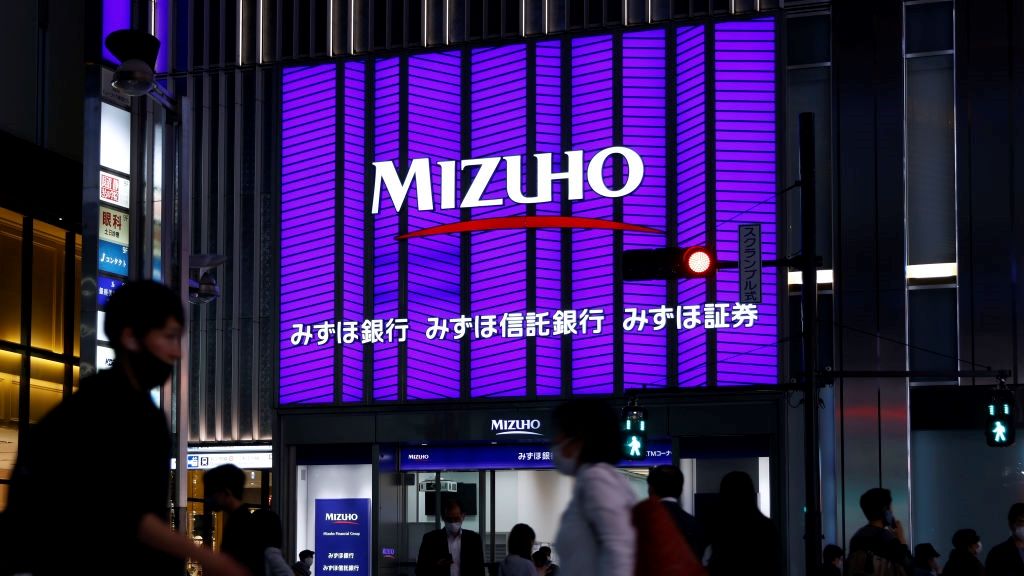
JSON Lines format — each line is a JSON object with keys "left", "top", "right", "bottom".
{"left": 415, "top": 498, "right": 485, "bottom": 576}
{"left": 846, "top": 488, "right": 915, "bottom": 576}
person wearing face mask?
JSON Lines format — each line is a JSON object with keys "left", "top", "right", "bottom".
{"left": 0, "top": 281, "right": 248, "bottom": 576}
{"left": 942, "top": 529, "right": 982, "bottom": 576}
{"left": 415, "top": 498, "right": 485, "bottom": 576}
{"left": 551, "top": 398, "right": 637, "bottom": 576}
{"left": 846, "top": 488, "right": 914, "bottom": 576}
{"left": 984, "top": 502, "right": 1024, "bottom": 575}
{"left": 292, "top": 550, "right": 314, "bottom": 576}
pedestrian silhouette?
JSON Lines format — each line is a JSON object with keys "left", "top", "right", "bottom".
{"left": 707, "top": 471, "right": 781, "bottom": 576}
{"left": 1, "top": 281, "right": 248, "bottom": 576}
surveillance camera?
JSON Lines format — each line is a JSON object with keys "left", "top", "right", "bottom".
{"left": 188, "top": 272, "right": 220, "bottom": 304}
{"left": 113, "top": 59, "right": 155, "bottom": 96}
{"left": 105, "top": 29, "right": 160, "bottom": 97}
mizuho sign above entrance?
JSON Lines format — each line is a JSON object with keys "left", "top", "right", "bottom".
{"left": 491, "top": 419, "right": 543, "bottom": 436}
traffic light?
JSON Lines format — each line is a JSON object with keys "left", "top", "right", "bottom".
{"left": 985, "top": 390, "right": 1016, "bottom": 447}
{"left": 621, "top": 397, "right": 647, "bottom": 461}
{"left": 622, "top": 246, "right": 716, "bottom": 280}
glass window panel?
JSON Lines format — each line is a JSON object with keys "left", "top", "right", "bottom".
{"left": 32, "top": 221, "right": 66, "bottom": 354}
{"left": 906, "top": 55, "right": 956, "bottom": 265}
{"left": 0, "top": 350, "right": 21, "bottom": 487}
{"left": 0, "top": 209, "right": 22, "bottom": 344}
{"left": 909, "top": 288, "right": 957, "bottom": 383}
{"left": 905, "top": 1, "right": 953, "bottom": 55}
{"left": 29, "top": 356, "right": 65, "bottom": 423}
{"left": 100, "top": 103, "right": 132, "bottom": 175}
{"left": 787, "top": 14, "right": 830, "bottom": 66}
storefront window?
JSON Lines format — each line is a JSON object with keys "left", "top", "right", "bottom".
{"left": 32, "top": 221, "right": 67, "bottom": 354}
{"left": 29, "top": 356, "right": 65, "bottom": 423}
{"left": 0, "top": 209, "right": 22, "bottom": 344}
{"left": 0, "top": 349, "right": 22, "bottom": 500}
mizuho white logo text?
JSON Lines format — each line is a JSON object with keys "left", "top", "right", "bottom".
{"left": 491, "top": 419, "right": 543, "bottom": 436}
{"left": 326, "top": 513, "right": 359, "bottom": 522}
{"left": 372, "top": 147, "right": 645, "bottom": 214}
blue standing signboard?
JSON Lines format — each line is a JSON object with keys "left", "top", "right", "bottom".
{"left": 98, "top": 239, "right": 129, "bottom": 276}
{"left": 315, "top": 498, "right": 371, "bottom": 575}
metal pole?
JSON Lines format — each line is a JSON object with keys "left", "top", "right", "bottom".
{"left": 799, "top": 112, "right": 822, "bottom": 573}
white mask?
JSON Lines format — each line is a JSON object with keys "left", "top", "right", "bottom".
{"left": 445, "top": 521, "right": 462, "bottom": 535}
{"left": 552, "top": 441, "right": 578, "bottom": 476}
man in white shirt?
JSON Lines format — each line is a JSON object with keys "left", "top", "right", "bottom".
{"left": 416, "top": 498, "right": 485, "bottom": 576}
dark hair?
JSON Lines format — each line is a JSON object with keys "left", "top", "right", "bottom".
{"left": 299, "top": 550, "right": 314, "bottom": 561}
{"left": 859, "top": 488, "right": 892, "bottom": 522}
{"left": 442, "top": 497, "right": 463, "bottom": 516}
{"left": 538, "top": 546, "right": 551, "bottom": 558}
{"left": 648, "top": 465, "right": 684, "bottom": 499}
{"left": 1008, "top": 503, "right": 1024, "bottom": 528}
{"left": 105, "top": 280, "right": 184, "bottom": 352}
{"left": 203, "top": 464, "right": 246, "bottom": 500}
{"left": 823, "top": 544, "right": 843, "bottom": 564}
{"left": 551, "top": 398, "right": 622, "bottom": 465}
{"left": 507, "top": 524, "right": 536, "bottom": 559}
{"left": 719, "top": 471, "right": 760, "bottom": 517}
{"left": 952, "top": 528, "right": 980, "bottom": 550}
{"left": 532, "top": 550, "right": 549, "bottom": 568}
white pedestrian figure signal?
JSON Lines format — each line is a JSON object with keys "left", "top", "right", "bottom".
{"left": 628, "top": 436, "right": 642, "bottom": 457}
{"left": 993, "top": 421, "right": 1008, "bottom": 444}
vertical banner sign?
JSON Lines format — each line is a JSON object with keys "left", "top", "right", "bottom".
{"left": 315, "top": 498, "right": 371, "bottom": 575}
{"left": 99, "top": 171, "right": 131, "bottom": 209}
{"left": 99, "top": 206, "right": 130, "bottom": 245}
{"left": 739, "top": 224, "right": 762, "bottom": 304}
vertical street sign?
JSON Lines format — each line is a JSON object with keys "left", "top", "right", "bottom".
{"left": 739, "top": 224, "right": 762, "bottom": 304}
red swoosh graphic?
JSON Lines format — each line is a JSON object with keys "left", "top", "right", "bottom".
{"left": 397, "top": 216, "right": 663, "bottom": 239}
{"left": 331, "top": 521, "right": 359, "bottom": 525}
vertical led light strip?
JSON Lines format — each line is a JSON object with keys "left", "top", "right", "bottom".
{"left": 622, "top": 29, "right": 668, "bottom": 391}
{"left": 570, "top": 35, "right": 615, "bottom": 394}
{"left": 714, "top": 19, "right": 777, "bottom": 386}
{"left": 469, "top": 45, "right": 528, "bottom": 398}
{"left": 280, "top": 65, "right": 337, "bottom": 404}
{"left": 534, "top": 39, "right": 563, "bottom": 396}
{"left": 341, "top": 61, "right": 366, "bottom": 402}
{"left": 677, "top": 25, "right": 708, "bottom": 388}
{"left": 407, "top": 51, "right": 462, "bottom": 399}
{"left": 373, "top": 58, "right": 401, "bottom": 400}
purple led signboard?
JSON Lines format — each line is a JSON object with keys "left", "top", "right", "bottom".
{"left": 279, "top": 19, "right": 779, "bottom": 404}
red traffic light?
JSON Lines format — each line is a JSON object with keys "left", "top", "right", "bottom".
{"left": 681, "top": 246, "right": 714, "bottom": 277}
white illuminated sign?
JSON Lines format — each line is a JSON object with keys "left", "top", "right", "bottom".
{"left": 97, "top": 345, "right": 116, "bottom": 370}
{"left": 99, "top": 206, "right": 130, "bottom": 246}
{"left": 184, "top": 451, "right": 272, "bottom": 470}
{"left": 99, "top": 170, "right": 131, "bottom": 209}
{"left": 287, "top": 303, "right": 759, "bottom": 347}
{"left": 491, "top": 419, "right": 542, "bottom": 436}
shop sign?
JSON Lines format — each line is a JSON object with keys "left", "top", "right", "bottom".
{"left": 184, "top": 452, "right": 273, "bottom": 469}
{"left": 96, "top": 345, "right": 116, "bottom": 370}
{"left": 99, "top": 170, "right": 130, "bottom": 209}
{"left": 399, "top": 442, "right": 672, "bottom": 472}
{"left": 491, "top": 419, "right": 542, "bottom": 437}
{"left": 287, "top": 302, "right": 759, "bottom": 347}
{"left": 315, "top": 498, "right": 371, "bottom": 575}
{"left": 98, "top": 239, "right": 129, "bottom": 276}
{"left": 99, "top": 206, "right": 130, "bottom": 246}
{"left": 97, "top": 275, "right": 125, "bottom": 309}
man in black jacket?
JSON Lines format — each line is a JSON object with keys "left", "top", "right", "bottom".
{"left": 847, "top": 488, "right": 914, "bottom": 575}
{"left": 985, "top": 502, "right": 1024, "bottom": 576}
{"left": 416, "top": 498, "right": 485, "bottom": 576}
{"left": 647, "top": 465, "right": 706, "bottom": 560}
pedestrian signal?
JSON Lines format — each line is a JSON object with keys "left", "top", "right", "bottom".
{"left": 621, "top": 397, "right": 647, "bottom": 461}
{"left": 986, "top": 390, "right": 1016, "bottom": 447}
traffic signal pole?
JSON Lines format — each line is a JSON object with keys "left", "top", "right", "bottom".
{"left": 799, "top": 112, "right": 823, "bottom": 573}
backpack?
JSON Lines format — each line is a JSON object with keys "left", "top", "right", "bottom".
{"left": 632, "top": 499, "right": 707, "bottom": 576}
{"left": 846, "top": 549, "right": 907, "bottom": 576}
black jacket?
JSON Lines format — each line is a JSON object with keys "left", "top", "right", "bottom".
{"left": 985, "top": 538, "right": 1024, "bottom": 576}
{"left": 942, "top": 549, "right": 983, "bottom": 576}
{"left": 416, "top": 528, "right": 485, "bottom": 576}
{"left": 848, "top": 525, "right": 914, "bottom": 574}
{"left": 661, "top": 500, "right": 706, "bottom": 559}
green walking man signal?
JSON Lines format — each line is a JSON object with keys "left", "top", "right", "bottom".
{"left": 622, "top": 397, "right": 647, "bottom": 461}
{"left": 986, "top": 390, "right": 1016, "bottom": 448}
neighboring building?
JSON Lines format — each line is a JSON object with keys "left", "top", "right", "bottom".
{"left": 0, "top": 0, "right": 86, "bottom": 510}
